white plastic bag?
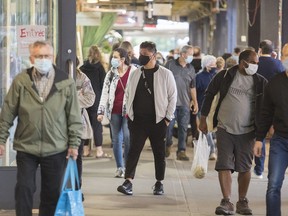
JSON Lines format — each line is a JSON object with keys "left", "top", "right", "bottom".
{"left": 191, "top": 132, "right": 210, "bottom": 179}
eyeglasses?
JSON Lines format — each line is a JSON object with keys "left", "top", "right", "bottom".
{"left": 33, "top": 54, "right": 52, "bottom": 59}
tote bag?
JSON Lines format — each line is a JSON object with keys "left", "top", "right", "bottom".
{"left": 54, "top": 158, "right": 84, "bottom": 216}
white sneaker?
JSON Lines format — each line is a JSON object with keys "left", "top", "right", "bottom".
{"left": 209, "top": 153, "right": 217, "bottom": 160}
{"left": 251, "top": 171, "right": 263, "bottom": 179}
{"left": 115, "top": 168, "right": 125, "bottom": 178}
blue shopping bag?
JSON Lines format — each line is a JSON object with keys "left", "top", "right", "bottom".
{"left": 54, "top": 157, "right": 84, "bottom": 216}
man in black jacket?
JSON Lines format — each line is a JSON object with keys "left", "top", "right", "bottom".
{"left": 199, "top": 50, "right": 267, "bottom": 215}
{"left": 254, "top": 43, "right": 288, "bottom": 216}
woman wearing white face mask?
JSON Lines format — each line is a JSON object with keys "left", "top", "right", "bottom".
{"left": 97, "top": 48, "right": 137, "bottom": 178}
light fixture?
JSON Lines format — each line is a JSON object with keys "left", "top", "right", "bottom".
{"left": 87, "top": 0, "right": 98, "bottom": 3}
{"left": 146, "top": 0, "right": 153, "bottom": 2}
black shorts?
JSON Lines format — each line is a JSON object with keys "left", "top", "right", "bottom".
{"left": 215, "top": 127, "right": 254, "bottom": 172}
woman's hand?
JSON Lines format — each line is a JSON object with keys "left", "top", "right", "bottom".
{"left": 97, "top": 114, "right": 104, "bottom": 122}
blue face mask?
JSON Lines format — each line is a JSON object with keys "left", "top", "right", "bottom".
{"left": 111, "top": 58, "right": 120, "bottom": 68}
{"left": 185, "top": 55, "right": 193, "bottom": 64}
{"left": 282, "top": 59, "right": 288, "bottom": 71}
{"left": 34, "top": 58, "right": 53, "bottom": 75}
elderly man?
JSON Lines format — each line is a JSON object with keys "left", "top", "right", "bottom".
{"left": 199, "top": 50, "right": 267, "bottom": 215}
{"left": 165, "top": 45, "right": 198, "bottom": 161}
{"left": 0, "top": 41, "right": 82, "bottom": 216}
{"left": 254, "top": 43, "right": 288, "bottom": 216}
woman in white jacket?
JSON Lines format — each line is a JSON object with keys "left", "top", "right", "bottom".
{"left": 97, "top": 48, "right": 137, "bottom": 178}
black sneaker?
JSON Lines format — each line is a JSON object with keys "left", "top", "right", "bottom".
{"left": 153, "top": 181, "right": 164, "bottom": 195}
{"left": 117, "top": 180, "right": 133, "bottom": 195}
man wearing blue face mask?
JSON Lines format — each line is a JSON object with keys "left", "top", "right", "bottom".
{"left": 254, "top": 43, "right": 288, "bottom": 216}
{"left": 199, "top": 50, "right": 267, "bottom": 215}
{"left": 165, "top": 45, "right": 198, "bottom": 161}
{"left": 0, "top": 41, "right": 82, "bottom": 216}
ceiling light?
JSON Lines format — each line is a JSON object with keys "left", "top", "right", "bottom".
{"left": 87, "top": 0, "right": 98, "bottom": 3}
{"left": 146, "top": 0, "right": 153, "bottom": 2}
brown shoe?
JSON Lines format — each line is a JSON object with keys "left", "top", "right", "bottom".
{"left": 236, "top": 198, "right": 252, "bottom": 215}
{"left": 176, "top": 151, "right": 189, "bottom": 161}
{"left": 165, "top": 146, "right": 171, "bottom": 157}
{"left": 215, "top": 198, "right": 234, "bottom": 215}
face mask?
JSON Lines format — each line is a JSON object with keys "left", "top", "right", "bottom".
{"left": 111, "top": 58, "right": 120, "bottom": 68}
{"left": 139, "top": 54, "right": 151, "bottom": 66}
{"left": 174, "top": 54, "right": 179, "bottom": 59}
{"left": 34, "top": 58, "right": 53, "bottom": 75}
{"left": 282, "top": 59, "right": 288, "bottom": 71}
{"left": 244, "top": 62, "right": 258, "bottom": 75}
{"left": 185, "top": 55, "right": 193, "bottom": 64}
{"left": 208, "top": 67, "right": 217, "bottom": 73}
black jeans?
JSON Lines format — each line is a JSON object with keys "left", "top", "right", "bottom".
{"left": 77, "top": 139, "right": 85, "bottom": 187}
{"left": 125, "top": 119, "right": 167, "bottom": 181}
{"left": 15, "top": 151, "right": 67, "bottom": 216}
{"left": 87, "top": 111, "right": 103, "bottom": 147}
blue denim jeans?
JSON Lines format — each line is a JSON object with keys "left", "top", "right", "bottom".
{"left": 254, "top": 139, "right": 266, "bottom": 175}
{"left": 266, "top": 134, "right": 288, "bottom": 216}
{"left": 206, "top": 132, "right": 216, "bottom": 155}
{"left": 110, "top": 114, "right": 130, "bottom": 168}
{"left": 166, "top": 106, "right": 190, "bottom": 152}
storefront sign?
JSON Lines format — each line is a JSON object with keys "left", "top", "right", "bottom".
{"left": 17, "top": 25, "right": 46, "bottom": 56}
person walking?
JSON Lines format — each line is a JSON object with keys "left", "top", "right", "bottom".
{"left": 0, "top": 40, "right": 82, "bottom": 216}
{"left": 254, "top": 43, "right": 288, "bottom": 216}
{"left": 97, "top": 48, "right": 137, "bottom": 178}
{"left": 117, "top": 41, "right": 177, "bottom": 196}
{"left": 75, "top": 57, "right": 95, "bottom": 201}
{"left": 253, "top": 39, "right": 285, "bottom": 179}
{"left": 199, "top": 50, "right": 267, "bottom": 215}
{"left": 165, "top": 45, "right": 198, "bottom": 161}
{"left": 80, "top": 45, "right": 111, "bottom": 158}
{"left": 196, "top": 55, "right": 217, "bottom": 160}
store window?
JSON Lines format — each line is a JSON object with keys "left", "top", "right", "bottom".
{"left": 0, "top": 0, "right": 57, "bottom": 166}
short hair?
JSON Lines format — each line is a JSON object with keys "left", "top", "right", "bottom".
{"left": 239, "top": 49, "right": 256, "bottom": 63}
{"left": 234, "top": 47, "right": 241, "bottom": 54}
{"left": 180, "top": 45, "right": 193, "bottom": 54}
{"left": 113, "top": 47, "right": 130, "bottom": 66}
{"left": 29, "top": 40, "right": 53, "bottom": 54}
{"left": 216, "top": 57, "right": 225, "bottom": 69}
{"left": 259, "top": 40, "right": 273, "bottom": 54}
{"left": 193, "top": 46, "right": 201, "bottom": 57}
{"left": 202, "top": 55, "right": 216, "bottom": 68}
{"left": 140, "top": 41, "right": 157, "bottom": 53}
{"left": 226, "top": 56, "right": 237, "bottom": 68}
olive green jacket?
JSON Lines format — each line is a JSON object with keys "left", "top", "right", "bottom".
{"left": 0, "top": 66, "right": 82, "bottom": 157}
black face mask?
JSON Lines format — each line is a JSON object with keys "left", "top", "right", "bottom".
{"left": 139, "top": 54, "right": 151, "bottom": 66}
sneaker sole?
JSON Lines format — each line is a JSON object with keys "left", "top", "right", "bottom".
{"left": 153, "top": 191, "right": 164, "bottom": 195}
{"left": 215, "top": 209, "right": 235, "bottom": 215}
{"left": 117, "top": 186, "right": 133, "bottom": 195}
{"left": 236, "top": 210, "right": 252, "bottom": 215}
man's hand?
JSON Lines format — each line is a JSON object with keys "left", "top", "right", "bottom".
{"left": 190, "top": 101, "right": 199, "bottom": 114}
{"left": 0, "top": 145, "right": 5, "bottom": 156}
{"left": 254, "top": 141, "right": 263, "bottom": 157}
{"left": 198, "top": 116, "right": 208, "bottom": 134}
{"left": 66, "top": 147, "right": 78, "bottom": 160}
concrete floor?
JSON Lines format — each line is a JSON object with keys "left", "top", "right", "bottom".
{"left": 1, "top": 128, "right": 288, "bottom": 216}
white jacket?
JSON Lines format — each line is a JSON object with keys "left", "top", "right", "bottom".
{"left": 97, "top": 65, "right": 137, "bottom": 120}
{"left": 126, "top": 65, "right": 177, "bottom": 124}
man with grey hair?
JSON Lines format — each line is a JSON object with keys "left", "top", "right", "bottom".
{"left": 165, "top": 45, "right": 198, "bottom": 161}
{"left": 0, "top": 41, "right": 82, "bottom": 216}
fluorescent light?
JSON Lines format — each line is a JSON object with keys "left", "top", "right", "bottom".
{"left": 146, "top": 0, "right": 153, "bottom": 2}
{"left": 87, "top": 0, "right": 98, "bottom": 3}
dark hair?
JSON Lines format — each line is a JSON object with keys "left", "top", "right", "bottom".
{"left": 239, "top": 49, "right": 256, "bottom": 63}
{"left": 234, "top": 47, "right": 241, "bottom": 54}
{"left": 140, "top": 41, "right": 157, "bottom": 54}
{"left": 259, "top": 40, "right": 273, "bottom": 54}
{"left": 222, "top": 53, "right": 232, "bottom": 61}
{"left": 113, "top": 47, "right": 130, "bottom": 66}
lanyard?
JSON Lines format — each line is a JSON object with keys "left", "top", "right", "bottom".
{"left": 141, "top": 68, "right": 152, "bottom": 95}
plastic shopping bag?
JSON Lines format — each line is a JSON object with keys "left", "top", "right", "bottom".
{"left": 191, "top": 132, "right": 210, "bottom": 179}
{"left": 55, "top": 158, "right": 84, "bottom": 216}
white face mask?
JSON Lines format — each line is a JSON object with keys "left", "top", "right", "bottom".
{"left": 34, "top": 58, "right": 53, "bottom": 75}
{"left": 185, "top": 55, "right": 193, "bottom": 64}
{"left": 111, "top": 58, "right": 120, "bottom": 68}
{"left": 282, "top": 59, "right": 288, "bottom": 71}
{"left": 244, "top": 61, "right": 258, "bottom": 75}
